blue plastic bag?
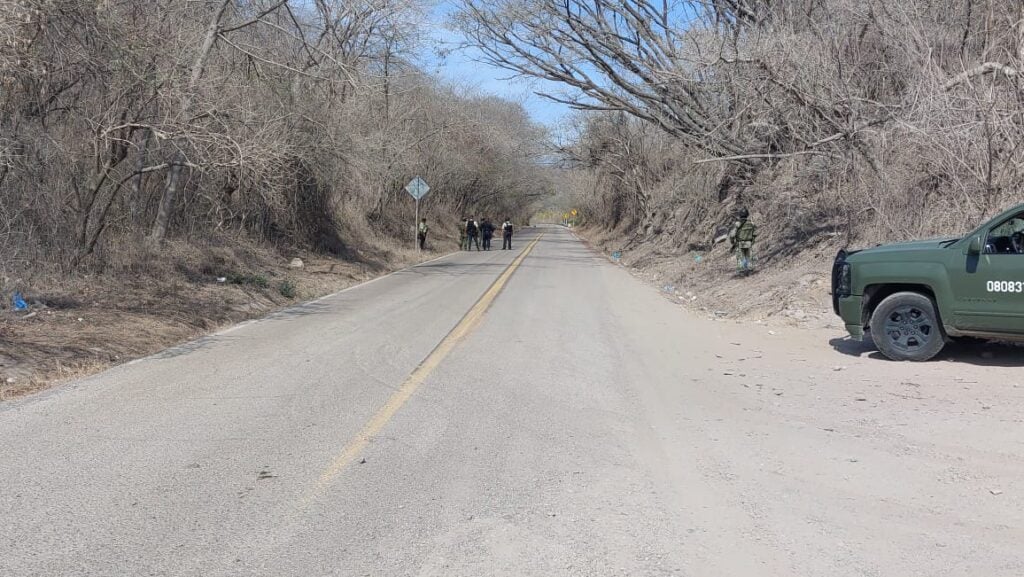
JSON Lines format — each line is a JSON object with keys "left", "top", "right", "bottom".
{"left": 12, "top": 291, "right": 28, "bottom": 311}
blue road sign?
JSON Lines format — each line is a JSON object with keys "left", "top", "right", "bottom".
{"left": 405, "top": 177, "right": 430, "bottom": 200}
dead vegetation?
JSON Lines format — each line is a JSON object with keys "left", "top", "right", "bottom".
{"left": 8, "top": 1, "right": 1024, "bottom": 389}
{"left": 0, "top": 1, "right": 554, "bottom": 392}
{"left": 0, "top": 229, "right": 454, "bottom": 399}
{"left": 458, "top": 0, "right": 1024, "bottom": 313}
{"left": 1, "top": 1, "right": 552, "bottom": 271}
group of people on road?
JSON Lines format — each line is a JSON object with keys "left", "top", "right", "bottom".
{"left": 426, "top": 208, "right": 750, "bottom": 274}
{"left": 459, "top": 217, "right": 514, "bottom": 251}
{"left": 415, "top": 216, "right": 516, "bottom": 251}
{"left": 425, "top": 207, "right": 753, "bottom": 275}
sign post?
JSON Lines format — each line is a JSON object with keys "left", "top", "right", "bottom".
{"left": 405, "top": 177, "right": 430, "bottom": 251}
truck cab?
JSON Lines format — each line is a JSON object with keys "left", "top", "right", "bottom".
{"left": 832, "top": 204, "right": 1024, "bottom": 361}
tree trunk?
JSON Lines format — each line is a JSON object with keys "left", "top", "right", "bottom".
{"left": 147, "top": 0, "right": 231, "bottom": 248}
{"left": 1017, "top": 2, "right": 1024, "bottom": 65}
{"left": 150, "top": 151, "right": 187, "bottom": 247}
{"left": 129, "top": 128, "right": 153, "bottom": 227}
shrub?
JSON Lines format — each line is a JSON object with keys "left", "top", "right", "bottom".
{"left": 227, "top": 273, "right": 270, "bottom": 289}
{"left": 278, "top": 279, "right": 297, "bottom": 299}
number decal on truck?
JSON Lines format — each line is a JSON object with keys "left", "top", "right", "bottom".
{"left": 987, "top": 280, "right": 1024, "bottom": 293}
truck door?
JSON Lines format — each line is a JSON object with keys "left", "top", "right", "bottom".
{"left": 954, "top": 212, "right": 1024, "bottom": 333}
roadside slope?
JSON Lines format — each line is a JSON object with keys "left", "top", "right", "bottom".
{"left": 0, "top": 233, "right": 460, "bottom": 399}
{"left": 577, "top": 223, "right": 840, "bottom": 326}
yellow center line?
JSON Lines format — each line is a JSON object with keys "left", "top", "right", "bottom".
{"left": 305, "top": 233, "right": 545, "bottom": 501}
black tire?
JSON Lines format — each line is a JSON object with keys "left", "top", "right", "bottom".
{"left": 870, "top": 292, "right": 946, "bottom": 361}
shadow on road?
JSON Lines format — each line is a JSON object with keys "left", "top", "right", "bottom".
{"left": 269, "top": 301, "right": 336, "bottom": 321}
{"left": 151, "top": 335, "right": 234, "bottom": 360}
{"left": 527, "top": 254, "right": 604, "bottom": 266}
{"left": 533, "top": 237, "right": 586, "bottom": 245}
{"left": 401, "top": 261, "right": 512, "bottom": 278}
{"left": 829, "top": 336, "right": 877, "bottom": 358}
{"left": 830, "top": 335, "right": 1024, "bottom": 367}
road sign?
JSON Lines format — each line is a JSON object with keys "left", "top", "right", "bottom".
{"left": 405, "top": 177, "right": 430, "bottom": 200}
{"left": 571, "top": 209, "right": 578, "bottom": 216}
{"left": 406, "top": 177, "right": 430, "bottom": 252}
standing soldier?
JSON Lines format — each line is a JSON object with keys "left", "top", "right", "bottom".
{"left": 728, "top": 207, "right": 757, "bottom": 274}
{"left": 417, "top": 218, "right": 429, "bottom": 251}
{"left": 466, "top": 217, "right": 481, "bottom": 251}
{"left": 480, "top": 218, "right": 495, "bottom": 251}
{"left": 501, "top": 218, "right": 514, "bottom": 250}
{"left": 459, "top": 218, "right": 468, "bottom": 250}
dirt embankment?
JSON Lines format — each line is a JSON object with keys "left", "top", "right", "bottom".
{"left": 575, "top": 224, "right": 844, "bottom": 330}
{"left": 0, "top": 231, "right": 459, "bottom": 400}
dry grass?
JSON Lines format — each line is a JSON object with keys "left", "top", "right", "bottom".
{"left": 578, "top": 224, "right": 842, "bottom": 327}
{"left": 0, "top": 231, "right": 456, "bottom": 401}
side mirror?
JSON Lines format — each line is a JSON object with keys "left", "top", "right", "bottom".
{"left": 968, "top": 235, "right": 983, "bottom": 256}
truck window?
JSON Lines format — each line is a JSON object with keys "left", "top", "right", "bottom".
{"left": 985, "top": 214, "right": 1024, "bottom": 254}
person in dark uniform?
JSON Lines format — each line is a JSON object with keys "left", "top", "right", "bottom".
{"left": 466, "top": 217, "right": 481, "bottom": 251}
{"left": 417, "top": 218, "right": 429, "bottom": 250}
{"left": 480, "top": 218, "right": 495, "bottom": 250}
{"left": 501, "top": 218, "right": 514, "bottom": 250}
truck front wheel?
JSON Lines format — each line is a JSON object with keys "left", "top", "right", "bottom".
{"left": 870, "top": 292, "right": 946, "bottom": 361}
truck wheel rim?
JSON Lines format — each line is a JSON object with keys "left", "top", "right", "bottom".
{"left": 883, "top": 305, "right": 933, "bottom": 354}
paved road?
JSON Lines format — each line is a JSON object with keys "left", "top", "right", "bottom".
{"left": 2, "top": 225, "right": 1023, "bottom": 576}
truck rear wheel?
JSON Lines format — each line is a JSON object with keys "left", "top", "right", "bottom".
{"left": 871, "top": 292, "right": 946, "bottom": 361}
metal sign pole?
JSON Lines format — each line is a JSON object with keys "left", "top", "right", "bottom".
{"left": 405, "top": 177, "right": 430, "bottom": 254}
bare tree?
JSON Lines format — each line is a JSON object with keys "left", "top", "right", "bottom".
{"left": 538, "top": 0, "right": 1024, "bottom": 255}
{"left": 0, "top": 0, "right": 553, "bottom": 275}
{"left": 148, "top": 0, "right": 288, "bottom": 247}
{"left": 454, "top": 0, "right": 754, "bottom": 160}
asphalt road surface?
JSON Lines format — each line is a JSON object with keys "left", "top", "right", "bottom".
{"left": 2, "top": 225, "right": 1023, "bottom": 576}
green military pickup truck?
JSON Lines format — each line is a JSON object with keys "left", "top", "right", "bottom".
{"left": 832, "top": 203, "right": 1024, "bottom": 361}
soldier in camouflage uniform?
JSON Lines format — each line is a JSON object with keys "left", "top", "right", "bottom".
{"left": 728, "top": 207, "right": 757, "bottom": 274}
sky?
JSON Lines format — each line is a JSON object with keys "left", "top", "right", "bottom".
{"left": 420, "top": 1, "right": 573, "bottom": 128}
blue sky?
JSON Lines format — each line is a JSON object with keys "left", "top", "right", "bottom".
{"left": 420, "top": 1, "right": 573, "bottom": 128}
